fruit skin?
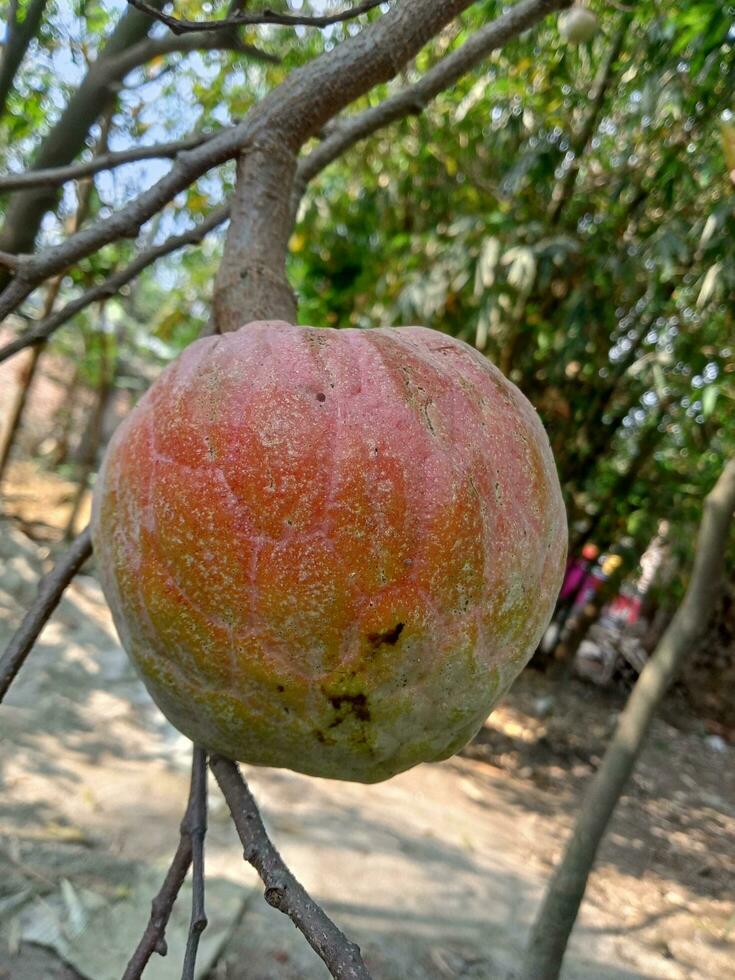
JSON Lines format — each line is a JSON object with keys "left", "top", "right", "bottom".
{"left": 92, "top": 322, "right": 567, "bottom": 783}
{"left": 558, "top": 7, "right": 599, "bottom": 44}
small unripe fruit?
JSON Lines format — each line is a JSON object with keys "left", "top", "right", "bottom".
{"left": 92, "top": 322, "right": 566, "bottom": 782}
{"left": 558, "top": 7, "right": 599, "bottom": 45}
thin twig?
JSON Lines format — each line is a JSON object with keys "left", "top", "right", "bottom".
{"left": 0, "top": 133, "right": 218, "bottom": 193}
{"left": 0, "top": 526, "right": 92, "bottom": 702}
{"left": 181, "top": 746, "right": 208, "bottom": 980}
{"left": 0, "top": 206, "right": 229, "bottom": 364}
{"left": 123, "top": 745, "right": 206, "bottom": 980}
{"left": 127, "top": 0, "right": 383, "bottom": 34}
{"left": 210, "top": 755, "right": 372, "bottom": 980}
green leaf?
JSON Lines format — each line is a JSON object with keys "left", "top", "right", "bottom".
{"left": 702, "top": 385, "right": 719, "bottom": 418}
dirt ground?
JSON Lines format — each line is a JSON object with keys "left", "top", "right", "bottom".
{"left": 1, "top": 462, "right": 734, "bottom": 979}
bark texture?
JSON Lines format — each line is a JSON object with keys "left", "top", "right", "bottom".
{"left": 214, "top": 141, "right": 299, "bottom": 330}
{"left": 213, "top": 0, "right": 480, "bottom": 329}
{"left": 211, "top": 755, "right": 371, "bottom": 979}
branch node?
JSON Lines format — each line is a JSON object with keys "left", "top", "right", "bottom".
{"left": 264, "top": 885, "right": 287, "bottom": 909}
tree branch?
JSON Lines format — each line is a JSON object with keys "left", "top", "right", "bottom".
{"left": 214, "top": 0, "right": 572, "bottom": 327}
{"left": 0, "top": 250, "right": 24, "bottom": 271}
{"left": 122, "top": 745, "right": 207, "bottom": 980}
{"left": 210, "top": 756, "right": 371, "bottom": 980}
{"left": 127, "top": 0, "right": 383, "bottom": 33}
{"left": 0, "top": 0, "right": 272, "bottom": 290}
{"left": 214, "top": 137, "right": 299, "bottom": 328}
{"left": 0, "top": 1, "right": 168, "bottom": 279}
{"left": 181, "top": 746, "right": 208, "bottom": 980}
{"left": 0, "top": 0, "right": 568, "bottom": 327}
{"left": 213, "top": 0, "right": 499, "bottom": 328}
{"left": 0, "top": 205, "right": 229, "bottom": 364}
{"left": 101, "top": 26, "right": 278, "bottom": 81}
{"left": 0, "top": 0, "right": 478, "bottom": 325}
{"left": 0, "top": 526, "right": 92, "bottom": 701}
{"left": 3, "top": 0, "right": 564, "bottom": 346}
{"left": 293, "top": 0, "right": 573, "bottom": 208}
{"left": 0, "top": 0, "right": 49, "bottom": 118}
{"left": 0, "top": 133, "right": 219, "bottom": 193}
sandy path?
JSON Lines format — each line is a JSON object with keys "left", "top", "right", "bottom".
{"left": 1, "top": 520, "right": 733, "bottom": 979}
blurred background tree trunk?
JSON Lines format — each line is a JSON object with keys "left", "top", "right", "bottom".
{"left": 522, "top": 459, "right": 735, "bottom": 980}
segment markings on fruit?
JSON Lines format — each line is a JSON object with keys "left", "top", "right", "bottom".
{"left": 92, "top": 321, "right": 567, "bottom": 782}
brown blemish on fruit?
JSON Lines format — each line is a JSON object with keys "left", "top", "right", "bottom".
{"left": 327, "top": 692, "right": 371, "bottom": 726}
{"left": 367, "top": 622, "right": 404, "bottom": 648}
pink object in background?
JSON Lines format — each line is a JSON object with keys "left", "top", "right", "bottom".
{"left": 559, "top": 559, "right": 600, "bottom": 605}
{"left": 609, "top": 593, "right": 643, "bottom": 625}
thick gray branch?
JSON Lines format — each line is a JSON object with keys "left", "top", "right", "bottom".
{"left": 212, "top": 0, "right": 489, "bottom": 328}
{"left": 217, "top": 0, "right": 571, "bottom": 327}
{"left": 0, "top": 250, "right": 23, "bottom": 271}
{"left": 295, "top": 0, "right": 573, "bottom": 203}
{"left": 210, "top": 756, "right": 371, "bottom": 980}
{"left": 521, "top": 457, "right": 735, "bottom": 980}
{"left": 214, "top": 139, "right": 299, "bottom": 329}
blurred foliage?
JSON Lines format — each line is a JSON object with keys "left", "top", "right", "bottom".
{"left": 288, "top": 0, "right": 735, "bottom": 596}
{"left": 0, "top": 0, "right": 733, "bottom": 600}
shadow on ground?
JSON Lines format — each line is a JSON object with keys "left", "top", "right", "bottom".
{"left": 2, "top": 519, "right": 734, "bottom": 979}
